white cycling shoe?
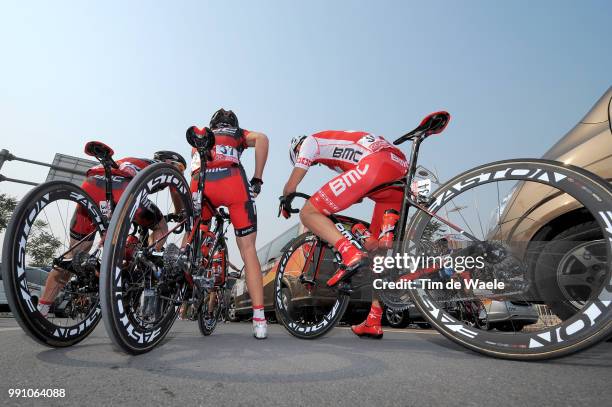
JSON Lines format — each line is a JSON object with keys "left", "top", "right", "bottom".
{"left": 252, "top": 319, "right": 267, "bottom": 339}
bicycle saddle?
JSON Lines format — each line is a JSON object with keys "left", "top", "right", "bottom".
{"left": 85, "top": 141, "right": 115, "bottom": 161}
{"left": 393, "top": 111, "right": 451, "bottom": 145}
{"left": 186, "top": 126, "right": 215, "bottom": 151}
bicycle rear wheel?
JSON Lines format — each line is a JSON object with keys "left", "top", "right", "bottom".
{"left": 396, "top": 159, "right": 612, "bottom": 360}
{"left": 1, "top": 181, "right": 104, "bottom": 347}
{"left": 99, "top": 163, "right": 193, "bottom": 354}
{"left": 274, "top": 232, "right": 350, "bottom": 339}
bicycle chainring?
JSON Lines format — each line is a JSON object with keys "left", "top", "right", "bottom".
{"left": 378, "top": 290, "right": 413, "bottom": 311}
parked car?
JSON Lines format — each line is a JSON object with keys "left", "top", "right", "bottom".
{"left": 231, "top": 221, "right": 375, "bottom": 323}
{"left": 491, "top": 87, "right": 612, "bottom": 319}
{"left": 382, "top": 302, "right": 427, "bottom": 328}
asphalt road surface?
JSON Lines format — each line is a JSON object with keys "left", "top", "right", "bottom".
{"left": 0, "top": 317, "right": 610, "bottom": 407}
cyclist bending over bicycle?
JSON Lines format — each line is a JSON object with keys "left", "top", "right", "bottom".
{"left": 37, "top": 144, "right": 187, "bottom": 317}
{"left": 281, "top": 130, "right": 409, "bottom": 339}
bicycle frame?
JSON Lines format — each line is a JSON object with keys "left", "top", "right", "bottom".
{"left": 389, "top": 134, "right": 481, "bottom": 251}
{"left": 286, "top": 135, "right": 484, "bottom": 289}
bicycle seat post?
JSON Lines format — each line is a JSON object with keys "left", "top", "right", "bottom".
{"left": 197, "top": 149, "right": 209, "bottom": 199}
{"left": 103, "top": 162, "right": 115, "bottom": 213}
{"left": 395, "top": 135, "right": 425, "bottom": 252}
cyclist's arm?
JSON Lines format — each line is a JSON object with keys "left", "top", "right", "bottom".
{"left": 283, "top": 167, "right": 308, "bottom": 196}
{"left": 245, "top": 131, "right": 269, "bottom": 179}
{"left": 170, "top": 188, "right": 185, "bottom": 214}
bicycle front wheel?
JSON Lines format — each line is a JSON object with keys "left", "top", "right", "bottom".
{"left": 400, "top": 159, "right": 612, "bottom": 360}
{"left": 274, "top": 232, "right": 350, "bottom": 339}
{"left": 99, "top": 163, "right": 193, "bottom": 354}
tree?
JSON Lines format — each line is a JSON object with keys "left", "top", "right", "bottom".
{"left": 0, "top": 193, "right": 18, "bottom": 233}
{"left": 26, "top": 220, "right": 62, "bottom": 267}
{"left": 422, "top": 220, "right": 447, "bottom": 242}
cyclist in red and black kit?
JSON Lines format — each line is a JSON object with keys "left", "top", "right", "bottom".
{"left": 37, "top": 150, "right": 187, "bottom": 317}
{"left": 281, "top": 130, "right": 409, "bottom": 339}
{"left": 188, "top": 109, "right": 269, "bottom": 339}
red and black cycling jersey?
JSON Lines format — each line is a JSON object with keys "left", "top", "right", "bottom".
{"left": 70, "top": 159, "right": 163, "bottom": 240}
{"left": 86, "top": 157, "right": 155, "bottom": 178}
{"left": 191, "top": 127, "right": 252, "bottom": 171}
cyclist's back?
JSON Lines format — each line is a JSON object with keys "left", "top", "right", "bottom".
{"left": 295, "top": 130, "right": 406, "bottom": 173}
{"left": 86, "top": 157, "right": 154, "bottom": 179}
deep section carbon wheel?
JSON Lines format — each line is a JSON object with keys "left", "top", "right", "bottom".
{"left": 100, "top": 163, "right": 193, "bottom": 354}
{"left": 1, "top": 181, "right": 104, "bottom": 347}
{"left": 398, "top": 159, "right": 612, "bottom": 360}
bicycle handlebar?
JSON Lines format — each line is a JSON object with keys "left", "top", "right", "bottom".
{"left": 278, "top": 192, "right": 311, "bottom": 217}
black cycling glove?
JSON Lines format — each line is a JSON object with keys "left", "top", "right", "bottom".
{"left": 250, "top": 177, "right": 263, "bottom": 195}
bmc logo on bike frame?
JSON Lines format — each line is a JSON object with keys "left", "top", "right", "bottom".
{"left": 332, "top": 147, "right": 363, "bottom": 163}
{"left": 329, "top": 164, "right": 369, "bottom": 197}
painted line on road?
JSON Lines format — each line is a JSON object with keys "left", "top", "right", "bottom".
{"left": 0, "top": 327, "right": 22, "bottom": 332}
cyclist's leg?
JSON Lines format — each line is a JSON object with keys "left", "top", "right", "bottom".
{"left": 225, "top": 167, "right": 262, "bottom": 304}
{"left": 305, "top": 151, "right": 408, "bottom": 281}
{"left": 353, "top": 187, "right": 403, "bottom": 337}
{"left": 134, "top": 200, "right": 167, "bottom": 251}
{"left": 208, "top": 166, "right": 266, "bottom": 338}
{"left": 38, "top": 238, "right": 94, "bottom": 314}
{"left": 207, "top": 289, "right": 217, "bottom": 315}
{"left": 38, "top": 178, "right": 100, "bottom": 313}
{"left": 367, "top": 187, "right": 404, "bottom": 240}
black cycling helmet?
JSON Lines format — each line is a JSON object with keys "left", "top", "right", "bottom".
{"left": 210, "top": 108, "right": 239, "bottom": 129}
{"left": 154, "top": 150, "right": 187, "bottom": 169}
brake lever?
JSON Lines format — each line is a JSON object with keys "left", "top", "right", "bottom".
{"left": 277, "top": 197, "right": 288, "bottom": 218}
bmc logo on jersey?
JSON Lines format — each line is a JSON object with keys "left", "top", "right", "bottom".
{"left": 329, "top": 164, "right": 370, "bottom": 196}
{"left": 332, "top": 147, "right": 363, "bottom": 163}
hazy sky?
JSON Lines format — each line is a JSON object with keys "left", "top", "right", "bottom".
{"left": 1, "top": 1, "right": 611, "bottom": 257}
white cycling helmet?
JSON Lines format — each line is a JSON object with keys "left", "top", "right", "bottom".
{"left": 289, "top": 135, "right": 307, "bottom": 166}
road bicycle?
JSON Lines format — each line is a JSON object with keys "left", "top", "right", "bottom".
{"left": 274, "top": 111, "right": 612, "bottom": 360}
{"left": 99, "top": 127, "right": 234, "bottom": 354}
{"left": 1, "top": 142, "right": 133, "bottom": 347}
{"left": 177, "top": 211, "right": 236, "bottom": 337}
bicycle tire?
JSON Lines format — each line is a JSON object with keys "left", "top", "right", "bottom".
{"left": 1, "top": 181, "right": 104, "bottom": 347}
{"left": 405, "top": 159, "right": 612, "bottom": 360}
{"left": 99, "top": 163, "right": 193, "bottom": 354}
{"left": 198, "top": 241, "right": 228, "bottom": 336}
{"left": 274, "top": 232, "right": 350, "bottom": 339}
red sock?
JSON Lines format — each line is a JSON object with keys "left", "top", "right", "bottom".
{"left": 366, "top": 304, "right": 383, "bottom": 326}
{"left": 334, "top": 237, "right": 361, "bottom": 265}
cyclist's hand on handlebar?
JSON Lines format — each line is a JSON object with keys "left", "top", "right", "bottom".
{"left": 278, "top": 196, "right": 291, "bottom": 219}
